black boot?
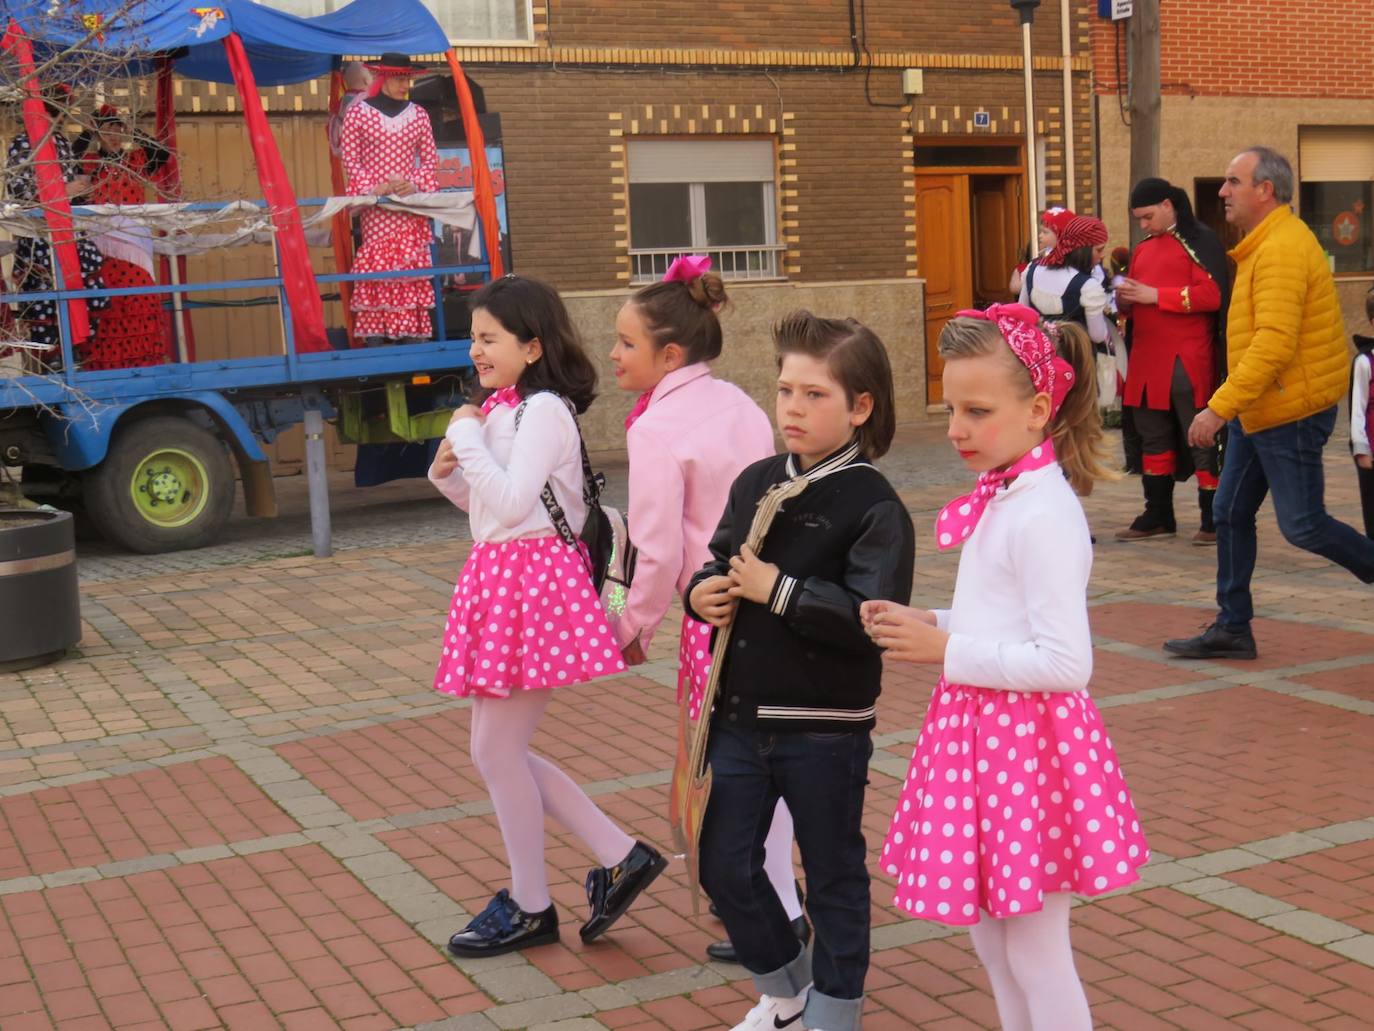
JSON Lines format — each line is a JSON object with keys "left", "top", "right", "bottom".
{"left": 707, "top": 913, "right": 810, "bottom": 964}
{"left": 705, "top": 880, "right": 807, "bottom": 963}
{"left": 1116, "top": 474, "right": 1177, "bottom": 541}
{"left": 1193, "top": 488, "right": 1217, "bottom": 545}
{"left": 447, "top": 890, "right": 558, "bottom": 957}
{"left": 1163, "top": 621, "right": 1257, "bottom": 660}
{"left": 579, "top": 841, "right": 667, "bottom": 943}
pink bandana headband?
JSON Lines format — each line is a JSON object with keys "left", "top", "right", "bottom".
{"left": 953, "top": 303, "right": 1075, "bottom": 417}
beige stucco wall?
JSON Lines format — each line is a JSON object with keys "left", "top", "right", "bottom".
{"left": 565, "top": 278, "right": 927, "bottom": 451}
{"left": 1097, "top": 94, "right": 1373, "bottom": 337}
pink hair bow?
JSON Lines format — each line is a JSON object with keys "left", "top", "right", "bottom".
{"left": 954, "top": 303, "right": 1075, "bottom": 417}
{"left": 663, "top": 254, "right": 712, "bottom": 283}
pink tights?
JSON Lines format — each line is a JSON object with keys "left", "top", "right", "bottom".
{"left": 470, "top": 691, "right": 635, "bottom": 913}
{"left": 763, "top": 801, "right": 803, "bottom": 921}
{"left": 967, "top": 893, "right": 1092, "bottom": 1031}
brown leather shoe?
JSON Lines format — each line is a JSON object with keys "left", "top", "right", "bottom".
{"left": 1114, "top": 525, "right": 1176, "bottom": 541}
{"left": 1192, "top": 529, "right": 1217, "bottom": 546}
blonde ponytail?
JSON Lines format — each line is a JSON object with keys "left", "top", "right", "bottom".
{"left": 1047, "top": 321, "right": 1118, "bottom": 495}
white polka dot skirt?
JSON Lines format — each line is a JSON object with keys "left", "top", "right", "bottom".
{"left": 676, "top": 615, "right": 713, "bottom": 722}
{"left": 433, "top": 536, "right": 627, "bottom": 698}
{"left": 881, "top": 677, "right": 1149, "bottom": 926}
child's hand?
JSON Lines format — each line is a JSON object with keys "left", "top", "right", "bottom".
{"left": 866, "top": 604, "right": 949, "bottom": 664}
{"left": 430, "top": 438, "right": 459, "bottom": 479}
{"left": 450, "top": 404, "right": 484, "bottom": 424}
{"left": 621, "top": 638, "right": 647, "bottom": 666}
{"left": 862, "top": 600, "right": 937, "bottom": 628}
{"left": 1358, "top": 454, "right": 1373, "bottom": 470}
{"left": 727, "top": 544, "right": 780, "bottom": 604}
{"left": 690, "top": 575, "right": 737, "bottom": 628}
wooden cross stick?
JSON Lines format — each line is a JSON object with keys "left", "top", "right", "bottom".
{"left": 669, "top": 472, "right": 812, "bottom": 913}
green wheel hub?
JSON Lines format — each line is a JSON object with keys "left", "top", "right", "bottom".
{"left": 129, "top": 448, "right": 211, "bottom": 529}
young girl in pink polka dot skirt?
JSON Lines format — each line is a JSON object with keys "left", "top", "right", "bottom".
{"left": 864, "top": 304, "right": 1148, "bottom": 1031}
{"left": 428, "top": 276, "right": 664, "bottom": 958}
{"left": 607, "top": 257, "right": 806, "bottom": 964}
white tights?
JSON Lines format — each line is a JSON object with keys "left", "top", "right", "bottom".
{"left": 470, "top": 692, "right": 635, "bottom": 913}
{"left": 967, "top": 893, "right": 1092, "bottom": 1031}
{"left": 763, "top": 801, "right": 803, "bottom": 921}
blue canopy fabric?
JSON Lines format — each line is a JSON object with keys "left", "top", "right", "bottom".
{"left": 9, "top": 0, "right": 451, "bottom": 85}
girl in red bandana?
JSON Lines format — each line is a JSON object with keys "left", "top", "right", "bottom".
{"left": 865, "top": 305, "right": 1148, "bottom": 1031}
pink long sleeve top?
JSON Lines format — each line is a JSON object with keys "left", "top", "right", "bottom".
{"left": 614, "top": 363, "right": 775, "bottom": 650}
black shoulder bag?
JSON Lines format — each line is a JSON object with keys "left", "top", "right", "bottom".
{"left": 514, "top": 395, "right": 614, "bottom": 592}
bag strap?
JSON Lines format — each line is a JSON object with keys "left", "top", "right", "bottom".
{"left": 514, "top": 394, "right": 600, "bottom": 574}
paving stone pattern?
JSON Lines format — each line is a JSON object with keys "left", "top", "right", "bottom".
{"left": 3, "top": 423, "right": 1374, "bottom": 1028}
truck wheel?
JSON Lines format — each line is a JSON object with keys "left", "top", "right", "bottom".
{"left": 84, "top": 415, "right": 236, "bottom": 554}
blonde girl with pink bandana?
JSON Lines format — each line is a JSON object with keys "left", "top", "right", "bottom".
{"left": 863, "top": 305, "right": 1149, "bottom": 1031}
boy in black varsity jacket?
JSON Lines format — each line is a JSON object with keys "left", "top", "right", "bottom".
{"left": 686, "top": 312, "right": 915, "bottom": 1031}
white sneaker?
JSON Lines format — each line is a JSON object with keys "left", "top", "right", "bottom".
{"left": 730, "top": 986, "right": 810, "bottom": 1030}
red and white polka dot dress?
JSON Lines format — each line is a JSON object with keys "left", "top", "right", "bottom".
{"left": 339, "top": 101, "right": 440, "bottom": 341}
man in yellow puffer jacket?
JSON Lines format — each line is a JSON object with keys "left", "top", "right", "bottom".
{"left": 1164, "top": 147, "right": 1374, "bottom": 661}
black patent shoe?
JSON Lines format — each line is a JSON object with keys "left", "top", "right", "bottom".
{"left": 579, "top": 841, "right": 667, "bottom": 943}
{"left": 447, "top": 890, "right": 558, "bottom": 957}
{"left": 1163, "top": 622, "right": 1257, "bottom": 660}
{"left": 706, "top": 914, "right": 811, "bottom": 964}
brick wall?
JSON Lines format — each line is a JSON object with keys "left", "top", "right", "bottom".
{"left": 545, "top": 0, "right": 1092, "bottom": 59}
{"left": 1092, "top": 0, "right": 1374, "bottom": 98}
{"left": 471, "top": 64, "right": 1094, "bottom": 289}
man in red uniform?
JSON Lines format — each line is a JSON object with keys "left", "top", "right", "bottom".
{"left": 1115, "top": 177, "right": 1232, "bottom": 543}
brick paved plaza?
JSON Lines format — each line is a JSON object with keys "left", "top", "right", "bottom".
{"left": 3, "top": 424, "right": 1374, "bottom": 1030}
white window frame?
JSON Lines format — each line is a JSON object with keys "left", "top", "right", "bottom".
{"left": 429, "top": 0, "right": 535, "bottom": 46}
{"left": 627, "top": 139, "right": 784, "bottom": 283}
{"left": 253, "top": 1, "right": 535, "bottom": 45}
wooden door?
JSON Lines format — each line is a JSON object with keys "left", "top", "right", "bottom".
{"left": 916, "top": 174, "right": 972, "bottom": 405}
{"left": 970, "top": 174, "right": 1024, "bottom": 307}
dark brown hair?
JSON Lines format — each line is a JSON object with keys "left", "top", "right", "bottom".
{"left": 467, "top": 275, "right": 598, "bottom": 413}
{"left": 937, "top": 315, "right": 1116, "bottom": 495}
{"left": 773, "top": 310, "right": 897, "bottom": 460}
{"left": 629, "top": 271, "right": 727, "bottom": 363}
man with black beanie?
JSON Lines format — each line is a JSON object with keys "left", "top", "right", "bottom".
{"left": 1114, "top": 177, "right": 1232, "bottom": 543}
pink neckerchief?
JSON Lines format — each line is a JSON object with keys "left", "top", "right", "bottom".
{"left": 936, "top": 439, "right": 1057, "bottom": 550}
{"left": 624, "top": 391, "right": 652, "bottom": 430}
{"left": 479, "top": 386, "right": 521, "bottom": 415}
{"left": 624, "top": 364, "right": 713, "bottom": 431}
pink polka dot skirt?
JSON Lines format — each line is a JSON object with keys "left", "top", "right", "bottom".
{"left": 676, "top": 615, "right": 713, "bottom": 722}
{"left": 433, "top": 536, "right": 626, "bottom": 698}
{"left": 881, "top": 678, "right": 1149, "bottom": 926}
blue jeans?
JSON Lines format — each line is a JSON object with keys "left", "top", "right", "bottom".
{"left": 699, "top": 724, "right": 873, "bottom": 1031}
{"left": 1215, "top": 406, "right": 1374, "bottom": 626}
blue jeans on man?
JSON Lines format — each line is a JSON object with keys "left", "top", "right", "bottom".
{"left": 1215, "top": 406, "right": 1374, "bottom": 627}
{"left": 699, "top": 723, "right": 873, "bottom": 1031}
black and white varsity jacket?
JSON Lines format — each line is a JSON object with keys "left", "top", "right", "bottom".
{"left": 683, "top": 440, "right": 915, "bottom": 733}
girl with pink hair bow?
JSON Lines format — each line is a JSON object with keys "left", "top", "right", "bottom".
{"left": 863, "top": 304, "right": 1149, "bottom": 1031}
{"left": 608, "top": 256, "right": 809, "bottom": 964}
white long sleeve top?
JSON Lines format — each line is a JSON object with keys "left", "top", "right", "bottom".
{"left": 933, "top": 463, "right": 1095, "bottom": 693}
{"left": 1352, "top": 353, "right": 1371, "bottom": 458}
{"left": 428, "top": 391, "right": 587, "bottom": 542}
{"left": 1018, "top": 262, "right": 1110, "bottom": 344}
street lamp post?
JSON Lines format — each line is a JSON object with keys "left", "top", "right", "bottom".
{"left": 1009, "top": 0, "right": 1041, "bottom": 250}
